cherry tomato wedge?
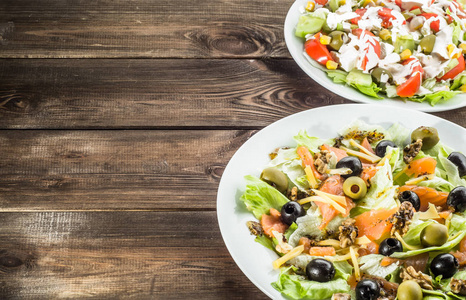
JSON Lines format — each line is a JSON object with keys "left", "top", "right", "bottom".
{"left": 396, "top": 58, "right": 424, "bottom": 98}
{"left": 304, "top": 33, "right": 334, "bottom": 66}
{"left": 351, "top": 9, "right": 367, "bottom": 25}
{"left": 315, "top": 0, "right": 328, "bottom": 4}
{"left": 378, "top": 8, "right": 405, "bottom": 28}
{"left": 419, "top": 13, "right": 440, "bottom": 32}
{"left": 440, "top": 54, "right": 465, "bottom": 80}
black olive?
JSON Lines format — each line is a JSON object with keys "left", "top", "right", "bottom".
{"left": 375, "top": 140, "right": 397, "bottom": 157}
{"left": 379, "top": 238, "right": 403, "bottom": 256}
{"left": 398, "top": 190, "right": 421, "bottom": 211}
{"left": 447, "top": 186, "right": 466, "bottom": 212}
{"left": 356, "top": 279, "right": 380, "bottom": 300}
{"left": 430, "top": 253, "right": 459, "bottom": 279}
{"left": 306, "top": 258, "right": 335, "bottom": 282}
{"left": 336, "top": 156, "right": 363, "bottom": 179}
{"left": 448, "top": 152, "right": 466, "bottom": 178}
{"left": 280, "top": 201, "right": 305, "bottom": 225}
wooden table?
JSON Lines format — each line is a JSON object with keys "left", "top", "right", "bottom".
{"left": 1, "top": 0, "right": 465, "bottom": 298}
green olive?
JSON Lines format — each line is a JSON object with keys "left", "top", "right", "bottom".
{"left": 342, "top": 176, "right": 367, "bottom": 199}
{"left": 397, "top": 280, "right": 423, "bottom": 300}
{"left": 411, "top": 126, "right": 440, "bottom": 150}
{"left": 371, "top": 67, "right": 393, "bottom": 85}
{"left": 260, "top": 167, "right": 288, "bottom": 193}
{"left": 420, "top": 35, "right": 436, "bottom": 55}
{"left": 328, "top": 31, "right": 347, "bottom": 51}
{"left": 420, "top": 223, "right": 448, "bottom": 247}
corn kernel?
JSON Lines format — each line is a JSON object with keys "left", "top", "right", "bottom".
{"left": 447, "top": 44, "right": 456, "bottom": 58}
{"left": 363, "top": 0, "right": 375, "bottom": 6}
{"left": 452, "top": 51, "right": 461, "bottom": 59}
{"left": 320, "top": 35, "right": 332, "bottom": 45}
{"left": 306, "top": 1, "right": 315, "bottom": 11}
{"left": 461, "top": 84, "right": 466, "bottom": 93}
{"left": 379, "top": 29, "right": 391, "bottom": 41}
{"left": 339, "top": 0, "right": 346, "bottom": 5}
{"left": 460, "top": 43, "right": 466, "bottom": 54}
{"left": 326, "top": 60, "right": 338, "bottom": 70}
{"left": 400, "top": 49, "right": 412, "bottom": 60}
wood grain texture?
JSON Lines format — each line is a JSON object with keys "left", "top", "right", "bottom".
{"left": 0, "top": 211, "right": 268, "bottom": 299}
{"left": 0, "top": 58, "right": 350, "bottom": 129}
{"left": 0, "top": 130, "right": 256, "bottom": 211}
{"left": 0, "top": 0, "right": 292, "bottom": 59}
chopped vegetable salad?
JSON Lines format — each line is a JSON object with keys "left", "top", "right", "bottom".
{"left": 295, "top": 0, "right": 466, "bottom": 105}
{"left": 241, "top": 120, "right": 466, "bottom": 299}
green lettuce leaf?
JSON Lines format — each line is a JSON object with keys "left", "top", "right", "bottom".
{"left": 386, "top": 123, "right": 411, "bottom": 148}
{"left": 271, "top": 266, "right": 351, "bottom": 299}
{"left": 409, "top": 91, "right": 461, "bottom": 106}
{"left": 403, "top": 219, "right": 434, "bottom": 246}
{"left": 254, "top": 235, "right": 275, "bottom": 252}
{"left": 293, "top": 130, "right": 333, "bottom": 154}
{"left": 357, "top": 159, "right": 398, "bottom": 210}
{"left": 391, "top": 231, "right": 466, "bottom": 259}
{"left": 449, "top": 213, "right": 466, "bottom": 236}
{"left": 268, "top": 148, "right": 309, "bottom": 191}
{"left": 240, "top": 175, "right": 289, "bottom": 219}
{"left": 351, "top": 82, "right": 383, "bottom": 99}
{"left": 326, "top": 69, "right": 347, "bottom": 84}
{"left": 288, "top": 207, "right": 323, "bottom": 247}
{"left": 359, "top": 254, "right": 401, "bottom": 279}
{"left": 451, "top": 74, "right": 466, "bottom": 90}
{"left": 289, "top": 256, "right": 353, "bottom": 280}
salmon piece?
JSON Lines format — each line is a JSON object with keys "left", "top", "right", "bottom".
{"left": 260, "top": 208, "right": 288, "bottom": 237}
{"left": 298, "top": 237, "right": 312, "bottom": 254}
{"left": 405, "top": 157, "right": 437, "bottom": 177}
{"left": 361, "top": 166, "right": 378, "bottom": 185}
{"left": 358, "top": 241, "right": 379, "bottom": 257}
{"left": 403, "top": 253, "right": 429, "bottom": 272}
{"left": 399, "top": 185, "right": 448, "bottom": 211}
{"left": 297, "top": 146, "right": 324, "bottom": 180}
{"left": 354, "top": 207, "right": 398, "bottom": 242}
{"left": 309, "top": 247, "right": 336, "bottom": 256}
{"left": 381, "top": 257, "right": 399, "bottom": 267}
{"left": 460, "top": 235, "right": 466, "bottom": 253}
{"left": 315, "top": 175, "right": 355, "bottom": 230}
{"left": 453, "top": 251, "right": 466, "bottom": 267}
{"left": 361, "top": 137, "right": 375, "bottom": 154}
{"left": 321, "top": 144, "right": 348, "bottom": 161}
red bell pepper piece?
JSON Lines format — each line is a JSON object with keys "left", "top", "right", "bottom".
{"left": 304, "top": 33, "right": 334, "bottom": 66}
{"left": 419, "top": 13, "right": 440, "bottom": 32}
{"left": 351, "top": 9, "right": 367, "bottom": 25}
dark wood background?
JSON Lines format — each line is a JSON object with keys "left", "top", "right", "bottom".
{"left": 0, "top": 0, "right": 465, "bottom": 298}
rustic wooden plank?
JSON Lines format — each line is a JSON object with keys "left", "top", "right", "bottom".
{"left": 0, "top": 58, "right": 351, "bottom": 129}
{"left": 0, "top": 211, "right": 268, "bottom": 299}
{"left": 0, "top": 0, "right": 292, "bottom": 58}
{"left": 0, "top": 130, "right": 255, "bottom": 211}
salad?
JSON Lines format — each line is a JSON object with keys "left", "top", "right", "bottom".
{"left": 294, "top": 0, "right": 466, "bottom": 105}
{"left": 240, "top": 120, "right": 466, "bottom": 299}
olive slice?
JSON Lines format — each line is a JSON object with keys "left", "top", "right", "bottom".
{"left": 343, "top": 176, "right": 367, "bottom": 199}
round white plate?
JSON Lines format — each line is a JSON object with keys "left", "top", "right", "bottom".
{"left": 217, "top": 104, "right": 466, "bottom": 299}
{"left": 284, "top": 0, "right": 466, "bottom": 112}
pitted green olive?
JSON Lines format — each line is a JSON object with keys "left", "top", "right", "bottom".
{"left": 420, "top": 35, "right": 436, "bottom": 55}
{"left": 397, "top": 280, "right": 423, "bottom": 300}
{"left": 411, "top": 126, "right": 440, "bottom": 150}
{"left": 260, "top": 167, "right": 288, "bottom": 193}
{"left": 328, "top": 31, "right": 347, "bottom": 51}
{"left": 420, "top": 223, "right": 448, "bottom": 247}
{"left": 371, "top": 67, "right": 393, "bottom": 85}
{"left": 342, "top": 176, "right": 367, "bottom": 199}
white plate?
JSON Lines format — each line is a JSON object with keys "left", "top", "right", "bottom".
{"left": 217, "top": 104, "right": 466, "bottom": 299}
{"left": 284, "top": 0, "right": 466, "bottom": 112}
